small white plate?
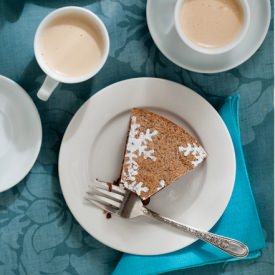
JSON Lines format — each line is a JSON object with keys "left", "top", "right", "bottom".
{"left": 146, "top": 0, "right": 271, "bottom": 73}
{"left": 0, "top": 76, "right": 42, "bottom": 192}
{"left": 59, "top": 78, "right": 236, "bottom": 255}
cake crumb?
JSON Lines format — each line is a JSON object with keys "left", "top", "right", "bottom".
{"left": 142, "top": 198, "right": 150, "bottom": 206}
{"left": 113, "top": 178, "right": 121, "bottom": 186}
{"left": 103, "top": 210, "right": 112, "bottom": 219}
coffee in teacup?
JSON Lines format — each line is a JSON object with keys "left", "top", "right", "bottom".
{"left": 174, "top": 0, "right": 250, "bottom": 54}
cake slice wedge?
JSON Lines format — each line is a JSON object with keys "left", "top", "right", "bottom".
{"left": 120, "top": 108, "right": 207, "bottom": 200}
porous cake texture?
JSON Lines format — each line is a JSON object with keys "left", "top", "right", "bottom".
{"left": 121, "top": 108, "right": 207, "bottom": 200}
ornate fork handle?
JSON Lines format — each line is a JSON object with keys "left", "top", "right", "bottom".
{"left": 143, "top": 208, "right": 249, "bottom": 258}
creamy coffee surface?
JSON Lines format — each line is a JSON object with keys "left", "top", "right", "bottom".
{"left": 39, "top": 13, "right": 103, "bottom": 77}
{"left": 180, "top": 0, "right": 244, "bottom": 48}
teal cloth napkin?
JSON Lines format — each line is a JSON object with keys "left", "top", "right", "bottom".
{"left": 113, "top": 94, "right": 265, "bottom": 275}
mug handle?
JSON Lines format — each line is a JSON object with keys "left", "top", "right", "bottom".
{"left": 37, "top": 76, "right": 59, "bottom": 101}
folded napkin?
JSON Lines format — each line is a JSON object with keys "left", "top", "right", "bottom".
{"left": 113, "top": 95, "right": 265, "bottom": 275}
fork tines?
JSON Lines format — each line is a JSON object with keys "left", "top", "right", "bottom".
{"left": 85, "top": 179, "right": 126, "bottom": 214}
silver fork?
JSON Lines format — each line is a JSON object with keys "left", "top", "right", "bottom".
{"left": 85, "top": 179, "right": 249, "bottom": 258}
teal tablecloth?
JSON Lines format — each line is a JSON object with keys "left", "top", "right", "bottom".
{"left": 0, "top": 1, "right": 273, "bottom": 274}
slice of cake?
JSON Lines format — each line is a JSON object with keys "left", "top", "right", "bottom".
{"left": 120, "top": 108, "right": 207, "bottom": 200}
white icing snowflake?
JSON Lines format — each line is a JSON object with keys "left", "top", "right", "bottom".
{"left": 179, "top": 143, "right": 207, "bottom": 167}
{"left": 157, "top": 179, "right": 166, "bottom": 191}
{"left": 122, "top": 180, "right": 149, "bottom": 196}
{"left": 122, "top": 116, "right": 158, "bottom": 196}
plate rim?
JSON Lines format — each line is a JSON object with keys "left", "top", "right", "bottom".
{"left": 58, "top": 77, "right": 236, "bottom": 255}
{"left": 146, "top": 0, "right": 271, "bottom": 73}
{"left": 0, "top": 75, "right": 42, "bottom": 192}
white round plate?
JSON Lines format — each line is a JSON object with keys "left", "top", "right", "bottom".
{"left": 0, "top": 75, "right": 42, "bottom": 192}
{"left": 146, "top": 0, "right": 271, "bottom": 73}
{"left": 59, "top": 78, "right": 236, "bottom": 255}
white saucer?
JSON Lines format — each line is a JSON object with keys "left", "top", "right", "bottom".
{"left": 59, "top": 78, "right": 236, "bottom": 255}
{"left": 146, "top": 0, "right": 271, "bottom": 73}
{"left": 0, "top": 76, "right": 42, "bottom": 192}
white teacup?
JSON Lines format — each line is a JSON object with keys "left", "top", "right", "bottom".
{"left": 34, "top": 6, "right": 109, "bottom": 101}
{"left": 174, "top": 0, "right": 250, "bottom": 55}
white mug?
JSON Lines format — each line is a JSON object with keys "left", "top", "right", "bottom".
{"left": 34, "top": 6, "right": 110, "bottom": 101}
{"left": 174, "top": 0, "right": 250, "bottom": 55}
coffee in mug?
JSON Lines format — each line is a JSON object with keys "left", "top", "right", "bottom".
{"left": 34, "top": 7, "right": 109, "bottom": 101}
{"left": 38, "top": 13, "right": 104, "bottom": 78}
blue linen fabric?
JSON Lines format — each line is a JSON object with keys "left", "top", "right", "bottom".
{"left": 113, "top": 95, "right": 265, "bottom": 275}
{"left": 0, "top": 0, "right": 273, "bottom": 275}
